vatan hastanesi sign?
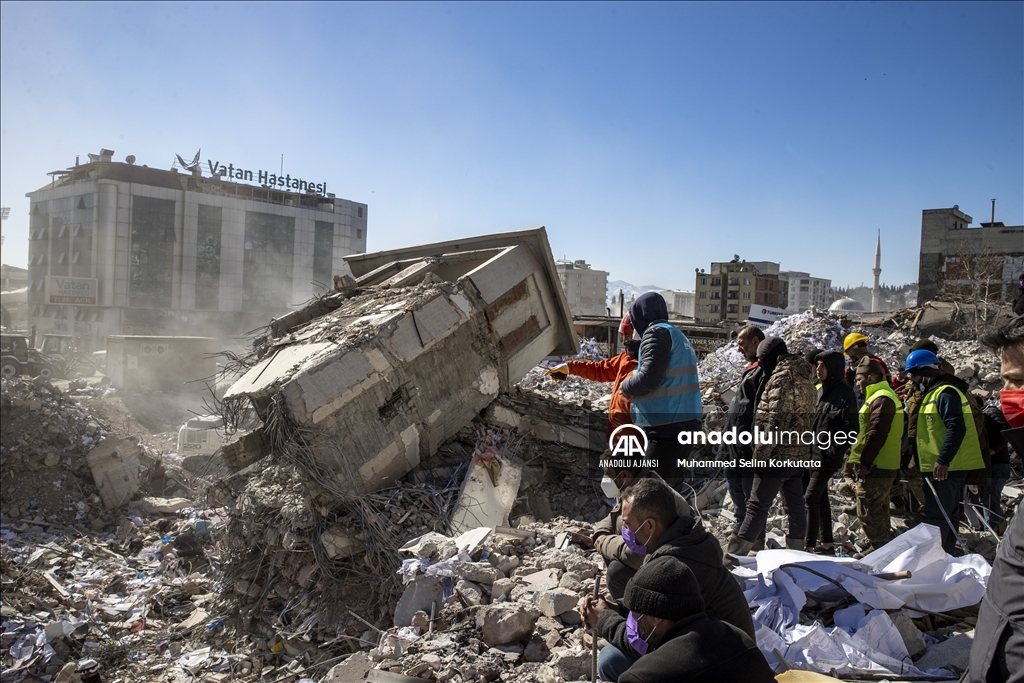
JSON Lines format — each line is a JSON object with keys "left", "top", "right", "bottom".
{"left": 47, "top": 277, "right": 97, "bottom": 305}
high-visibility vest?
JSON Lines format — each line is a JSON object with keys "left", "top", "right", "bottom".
{"left": 916, "top": 383, "right": 984, "bottom": 473}
{"left": 849, "top": 380, "right": 903, "bottom": 469}
{"left": 631, "top": 323, "right": 701, "bottom": 427}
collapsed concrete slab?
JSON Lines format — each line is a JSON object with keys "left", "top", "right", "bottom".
{"left": 223, "top": 228, "right": 577, "bottom": 499}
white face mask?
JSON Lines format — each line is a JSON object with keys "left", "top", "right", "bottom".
{"left": 601, "top": 475, "right": 621, "bottom": 499}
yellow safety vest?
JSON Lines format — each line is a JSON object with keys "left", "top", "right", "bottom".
{"left": 849, "top": 380, "right": 904, "bottom": 469}
{"left": 916, "top": 383, "right": 984, "bottom": 473}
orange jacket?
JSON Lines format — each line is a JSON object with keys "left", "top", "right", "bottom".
{"left": 567, "top": 352, "right": 638, "bottom": 437}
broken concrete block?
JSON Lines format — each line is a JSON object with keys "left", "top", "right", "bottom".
{"left": 491, "top": 578, "right": 513, "bottom": 602}
{"left": 323, "top": 652, "right": 373, "bottom": 683}
{"left": 523, "top": 634, "right": 551, "bottom": 663}
{"left": 559, "top": 572, "right": 582, "bottom": 589}
{"left": 224, "top": 229, "right": 578, "bottom": 502}
{"left": 890, "top": 610, "right": 927, "bottom": 658}
{"left": 395, "top": 576, "right": 444, "bottom": 628}
{"left": 535, "top": 588, "right": 578, "bottom": 617}
{"left": 915, "top": 631, "right": 974, "bottom": 673}
{"left": 455, "top": 562, "right": 503, "bottom": 585}
{"left": 520, "top": 568, "right": 561, "bottom": 592}
{"left": 86, "top": 438, "right": 141, "bottom": 509}
{"left": 449, "top": 456, "right": 522, "bottom": 535}
{"left": 320, "top": 527, "right": 364, "bottom": 559}
{"left": 455, "top": 579, "right": 484, "bottom": 606}
{"left": 475, "top": 602, "right": 536, "bottom": 646}
{"left": 551, "top": 647, "right": 591, "bottom": 682}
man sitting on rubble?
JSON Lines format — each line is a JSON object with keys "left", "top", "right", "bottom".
{"left": 724, "top": 337, "right": 816, "bottom": 564}
{"left": 724, "top": 324, "right": 767, "bottom": 552}
{"left": 580, "top": 556, "right": 773, "bottom": 683}
{"left": 969, "top": 314, "right": 1024, "bottom": 683}
{"left": 545, "top": 313, "right": 639, "bottom": 439}
{"left": 848, "top": 357, "right": 905, "bottom": 554}
{"left": 591, "top": 466, "right": 692, "bottom": 601}
{"left": 905, "top": 348, "right": 987, "bottom": 555}
{"left": 614, "top": 477, "right": 755, "bottom": 639}
{"left": 619, "top": 292, "right": 702, "bottom": 492}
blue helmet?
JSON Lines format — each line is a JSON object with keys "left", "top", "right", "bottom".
{"left": 904, "top": 349, "right": 940, "bottom": 372}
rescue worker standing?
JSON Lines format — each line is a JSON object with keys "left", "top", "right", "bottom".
{"left": 620, "top": 292, "right": 702, "bottom": 492}
{"left": 905, "top": 349, "right": 986, "bottom": 555}
{"left": 724, "top": 337, "right": 816, "bottom": 564}
{"left": 724, "top": 325, "right": 765, "bottom": 546}
{"left": 848, "top": 357, "right": 904, "bottom": 551}
{"left": 842, "top": 332, "right": 893, "bottom": 388}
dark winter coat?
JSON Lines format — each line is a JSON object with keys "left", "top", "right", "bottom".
{"left": 644, "top": 515, "right": 756, "bottom": 639}
{"left": 811, "top": 351, "right": 859, "bottom": 470}
{"left": 598, "top": 612, "right": 774, "bottom": 683}
{"left": 968, "top": 489, "right": 1024, "bottom": 682}
{"left": 726, "top": 361, "right": 762, "bottom": 460}
{"left": 620, "top": 293, "right": 673, "bottom": 399}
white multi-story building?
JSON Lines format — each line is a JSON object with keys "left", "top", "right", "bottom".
{"left": 555, "top": 259, "right": 608, "bottom": 317}
{"left": 660, "top": 290, "right": 695, "bottom": 318}
{"left": 25, "top": 148, "right": 367, "bottom": 349}
{"left": 779, "top": 271, "right": 833, "bottom": 312}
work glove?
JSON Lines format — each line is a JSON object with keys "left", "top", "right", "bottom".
{"left": 544, "top": 363, "right": 570, "bottom": 381}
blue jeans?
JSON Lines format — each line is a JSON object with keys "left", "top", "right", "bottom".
{"left": 598, "top": 645, "right": 638, "bottom": 682}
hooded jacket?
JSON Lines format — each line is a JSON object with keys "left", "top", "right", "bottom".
{"left": 811, "top": 351, "right": 859, "bottom": 470}
{"left": 753, "top": 354, "right": 818, "bottom": 461}
{"left": 598, "top": 611, "right": 774, "bottom": 683}
{"left": 644, "top": 515, "right": 756, "bottom": 639}
{"left": 621, "top": 293, "right": 701, "bottom": 426}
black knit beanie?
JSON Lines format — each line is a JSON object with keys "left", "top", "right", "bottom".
{"left": 756, "top": 336, "right": 787, "bottom": 361}
{"left": 622, "top": 556, "right": 705, "bottom": 621}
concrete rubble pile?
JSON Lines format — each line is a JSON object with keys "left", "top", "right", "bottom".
{"left": 1, "top": 376, "right": 120, "bottom": 528}
{"left": 0, "top": 493, "right": 245, "bottom": 682}
{"left": 322, "top": 519, "right": 604, "bottom": 683}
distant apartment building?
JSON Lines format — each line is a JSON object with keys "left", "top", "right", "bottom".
{"left": 1, "top": 264, "right": 28, "bottom": 291}
{"left": 694, "top": 259, "right": 780, "bottom": 324}
{"left": 556, "top": 259, "right": 609, "bottom": 317}
{"left": 660, "top": 290, "right": 695, "bottom": 318}
{"left": 918, "top": 205, "right": 1024, "bottom": 304}
{"left": 24, "top": 148, "right": 367, "bottom": 350}
{"left": 779, "top": 271, "right": 834, "bottom": 312}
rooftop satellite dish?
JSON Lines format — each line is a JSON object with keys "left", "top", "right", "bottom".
{"left": 126, "top": 155, "right": 136, "bottom": 165}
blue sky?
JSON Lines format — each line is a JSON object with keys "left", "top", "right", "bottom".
{"left": 1, "top": 1, "right": 1020, "bottom": 292}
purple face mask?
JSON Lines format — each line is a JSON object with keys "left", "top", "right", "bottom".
{"left": 626, "top": 611, "right": 652, "bottom": 655}
{"left": 621, "top": 519, "right": 649, "bottom": 555}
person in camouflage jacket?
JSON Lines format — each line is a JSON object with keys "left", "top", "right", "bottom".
{"left": 724, "top": 337, "right": 817, "bottom": 565}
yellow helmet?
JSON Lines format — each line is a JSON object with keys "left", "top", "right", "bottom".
{"left": 843, "top": 332, "right": 868, "bottom": 353}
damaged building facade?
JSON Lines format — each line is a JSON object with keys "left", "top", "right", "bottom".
{"left": 24, "top": 148, "right": 368, "bottom": 349}
{"left": 917, "top": 204, "right": 1024, "bottom": 305}
{"left": 222, "top": 228, "right": 579, "bottom": 502}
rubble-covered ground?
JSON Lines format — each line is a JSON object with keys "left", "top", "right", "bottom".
{"left": 2, "top": 305, "right": 1022, "bottom": 682}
